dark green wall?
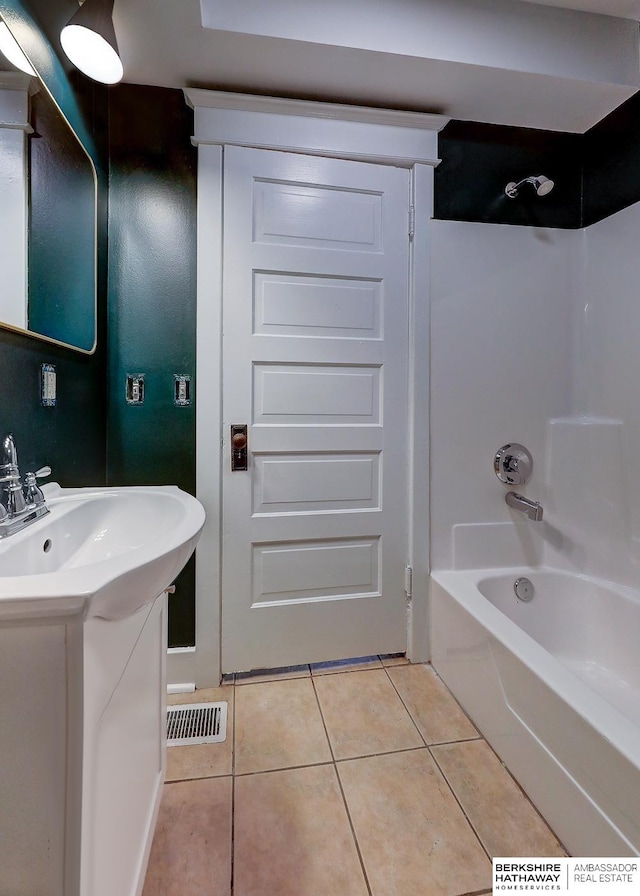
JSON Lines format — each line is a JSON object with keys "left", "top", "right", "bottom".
{"left": 107, "top": 84, "right": 197, "bottom": 646}
{"left": 0, "top": 0, "right": 107, "bottom": 485}
{"left": 1, "top": 2, "right": 197, "bottom": 646}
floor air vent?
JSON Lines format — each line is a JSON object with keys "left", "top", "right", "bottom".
{"left": 167, "top": 702, "right": 228, "bottom": 746}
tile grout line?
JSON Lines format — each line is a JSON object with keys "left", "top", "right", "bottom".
{"left": 310, "top": 672, "right": 374, "bottom": 896}
{"left": 382, "top": 666, "right": 490, "bottom": 757}
{"left": 427, "top": 742, "right": 494, "bottom": 866}
{"left": 463, "top": 726, "right": 570, "bottom": 856}
{"left": 430, "top": 664, "right": 487, "bottom": 736}
{"left": 231, "top": 745, "right": 431, "bottom": 780}
{"left": 333, "top": 745, "right": 427, "bottom": 765}
{"left": 165, "top": 739, "right": 441, "bottom": 785}
{"left": 332, "top": 768, "right": 374, "bottom": 896}
{"left": 230, "top": 680, "right": 237, "bottom": 896}
{"left": 381, "top": 663, "right": 494, "bottom": 867}
{"left": 427, "top": 665, "right": 568, "bottom": 855}
{"left": 430, "top": 734, "right": 482, "bottom": 746}
{"left": 381, "top": 663, "right": 429, "bottom": 748}
{"left": 235, "top": 759, "right": 335, "bottom": 777}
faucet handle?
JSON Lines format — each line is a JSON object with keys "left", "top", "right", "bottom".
{"left": 22, "top": 467, "right": 51, "bottom": 507}
{"left": 24, "top": 473, "right": 41, "bottom": 504}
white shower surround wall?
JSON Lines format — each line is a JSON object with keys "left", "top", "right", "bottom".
{"left": 429, "top": 205, "right": 640, "bottom": 855}
{"left": 429, "top": 220, "right": 576, "bottom": 572}
{"left": 430, "top": 209, "right": 640, "bottom": 586}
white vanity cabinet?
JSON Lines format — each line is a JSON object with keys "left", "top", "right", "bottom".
{"left": 0, "top": 592, "right": 167, "bottom": 896}
{"left": 80, "top": 593, "right": 167, "bottom": 896}
{"left": 0, "top": 619, "right": 70, "bottom": 894}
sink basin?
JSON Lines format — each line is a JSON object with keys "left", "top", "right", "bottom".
{"left": 0, "top": 483, "right": 205, "bottom": 622}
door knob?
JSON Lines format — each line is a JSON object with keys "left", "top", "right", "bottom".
{"left": 230, "top": 424, "right": 248, "bottom": 471}
{"left": 232, "top": 432, "right": 247, "bottom": 451}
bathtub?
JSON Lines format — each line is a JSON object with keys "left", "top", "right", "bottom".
{"left": 430, "top": 567, "right": 640, "bottom": 857}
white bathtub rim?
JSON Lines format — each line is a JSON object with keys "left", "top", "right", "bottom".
{"left": 430, "top": 566, "right": 640, "bottom": 774}
{"left": 476, "top": 566, "right": 640, "bottom": 609}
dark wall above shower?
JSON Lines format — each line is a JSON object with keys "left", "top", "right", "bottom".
{"left": 582, "top": 91, "right": 640, "bottom": 228}
{"left": 436, "top": 120, "right": 582, "bottom": 229}
{"left": 437, "top": 87, "right": 640, "bottom": 232}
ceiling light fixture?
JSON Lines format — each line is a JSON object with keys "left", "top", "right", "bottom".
{"left": 0, "top": 20, "right": 36, "bottom": 76}
{"left": 60, "top": 0, "right": 123, "bottom": 85}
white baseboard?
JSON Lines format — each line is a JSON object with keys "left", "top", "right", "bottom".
{"left": 167, "top": 682, "right": 196, "bottom": 695}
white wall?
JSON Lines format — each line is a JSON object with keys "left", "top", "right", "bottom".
{"left": 559, "top": 200, "right": 640, "bottom": 588}
{"left": 430, "top": 220, "right": 576, "bottom": 570}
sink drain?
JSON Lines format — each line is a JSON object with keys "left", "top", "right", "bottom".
{"left": 167, "top": 702, "right": 227, "bottom": 746}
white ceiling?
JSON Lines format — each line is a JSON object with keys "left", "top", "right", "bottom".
{"left": 521, "top": 0, "right": 640, "bottom": 18}
{"left": 112, "top": 0, "right": 640, "bottom": 133}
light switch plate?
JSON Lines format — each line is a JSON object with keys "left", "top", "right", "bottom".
{"left": 126, "top": 374, "right": 145, "bottom": 405}
{"left": 41, "top": 364, "right": 56, "bottom": 407}
{"left": 174, "top": 374, "right": 191, "bottom": 407}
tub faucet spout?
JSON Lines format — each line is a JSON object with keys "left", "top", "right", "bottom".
{"left": 505, "top": 491, "right": 543, "bottom": 521}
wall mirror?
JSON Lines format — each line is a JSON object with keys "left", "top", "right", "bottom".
{"left": 0, "top": 14, "right": 97, "bottom": 353}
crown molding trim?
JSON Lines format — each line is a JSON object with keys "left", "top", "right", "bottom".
{"left": 184, "top": 88, "right": 447, "bottom": 167}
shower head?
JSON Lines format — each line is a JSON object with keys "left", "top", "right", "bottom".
{"left": 533, "top": 175, "right": 554, "bottom": 196}
{"left": 505, "top": 175, "right": 555, "bottom": 200}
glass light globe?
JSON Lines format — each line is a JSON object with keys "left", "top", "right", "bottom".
{"left": 60, "top": 23, "right": 123, "bottom": 85}
{"left": 0, "top": 21, "right": 36, "bottom": 76}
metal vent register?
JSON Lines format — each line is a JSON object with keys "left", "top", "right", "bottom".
{"left": 166, "top": 702, "right": 228, "bottom": 746}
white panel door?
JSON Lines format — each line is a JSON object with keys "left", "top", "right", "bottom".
{"left": 221, "top": 145, "right": 410, "bottom": 673}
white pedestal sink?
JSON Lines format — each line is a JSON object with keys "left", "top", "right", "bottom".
{"left": 0, "top": 484, "right": 205, "bottom": 896}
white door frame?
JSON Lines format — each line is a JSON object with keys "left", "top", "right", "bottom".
{"left": 174, "top": 89, "right": 448, "bottom": 689}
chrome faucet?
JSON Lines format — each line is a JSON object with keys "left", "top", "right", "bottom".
{"left": 0, "top": 434, "right": 51, "bottom": 538}
{"left": 505, "top": 491, "right": 543, "bottom": 522}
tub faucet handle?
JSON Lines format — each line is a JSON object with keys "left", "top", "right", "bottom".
{"left": 494, "top": 443, "right": 533, "bottom": 486}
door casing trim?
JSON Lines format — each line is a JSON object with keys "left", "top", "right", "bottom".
{"left": 176, "top": 90, "right": 438, "bottom": 688}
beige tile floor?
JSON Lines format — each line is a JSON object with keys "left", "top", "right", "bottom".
{"left": 143, "top": 657, "right": 566, "bottom": 896}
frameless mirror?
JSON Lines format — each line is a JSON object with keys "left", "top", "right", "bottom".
{"left": 0, "top": 15, "right": 97, "bottom": 353}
